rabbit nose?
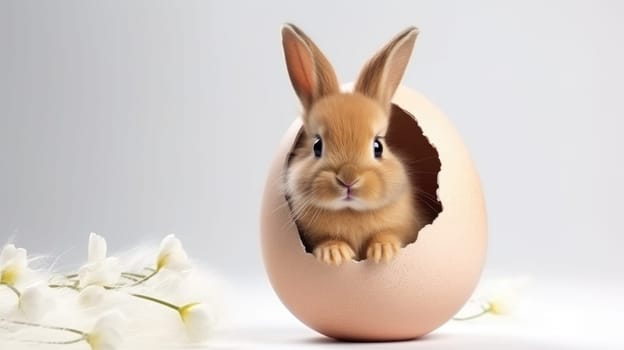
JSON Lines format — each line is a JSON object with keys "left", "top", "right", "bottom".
{"left": 336, "top": 177, "right": 358, "bottom": 189}
{"left": 336, "top": 164, "right": 360, "bottom": 188}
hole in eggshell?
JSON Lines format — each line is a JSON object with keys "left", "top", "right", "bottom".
{"left": 285, "top": 104, "right": 442, "bottom": 260}
{"left": 386, "top": 105, "right": 443, "bottom": 226}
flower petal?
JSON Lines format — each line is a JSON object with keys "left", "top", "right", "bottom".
{"left": 483, "top": 277, "right": 529, "bottom": 316}
{"left": 0, "top": 244, "right": 29, "bottom": 285}
{"left": 0, "top": 244, "right": 18, "bottom": 266}
{"left": 88, "top": 233, "right": 108, "bottom": 263}
{"left": 157, "top": 235, "right": 190, "bottom": 271}
{"left": 78, "top": 257, "right": 121, "bottom": 288}
{"left": 87, "top": 311, "right": 125, "bottom": 350}
{"left": 79, "top": 285, "right": 107, "bottom": 307}
{"left": 180, "top": 303, "right": 216, "bottom": 342}
{"left": 19, "top": 284, "right": 54, "bottom": 320}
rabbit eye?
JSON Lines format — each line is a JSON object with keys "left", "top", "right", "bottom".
{"left": 313, "top": 136, "right": 323, "bottom": 158}
{"left": 373, "top": 138, "right": 383, "bottom": 158}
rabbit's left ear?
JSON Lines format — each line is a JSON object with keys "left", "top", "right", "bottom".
{"left": 282, "top": 23, "right": 340, "bottom": 112}
{"left": 354, "top": 27, "right": 419, "bottom": 110}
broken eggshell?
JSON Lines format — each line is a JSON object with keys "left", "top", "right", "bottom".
{"left": 260, "top": 86, "right": 487, "bottom": 341}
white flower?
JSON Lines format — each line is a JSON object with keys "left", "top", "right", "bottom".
{"left": 0, "top": 244, "right": 29, "bottom": 286}
{"left": 487, "top": 290, "right": 520, "bottom": 315}
{"left": 79, "top": 285, "right": 107, "bottom": 307}
{"left": 79, "top": 258, "right": 122, "bottom": 288}
{"left": 78, "top": 233, "right": 121, "bottom": 288}
{"left": 157, "top": 235, "right": 190, "bottom": 272}
{"left": 484, "top": 277, "right": 529, "bottom": 316}
{"left": 18, "top": 284, "right": 54, "bottom": 319}
{"left": 179, "top": 303, "right": 216, "bottom": 342}
{"left": 86, "top": 311, "right": 125, "bottom": 350}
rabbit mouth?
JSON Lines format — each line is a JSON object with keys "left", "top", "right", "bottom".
{"left": 344, "top": 187, "right": 354, "bottom": 201}
{"left": 337, "top": 191, "right": 356, "bottom": 204}
{"left": 341, "top": 196, "right": 356, "bottom": 204}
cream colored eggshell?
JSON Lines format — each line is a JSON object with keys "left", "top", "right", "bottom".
{"left": 260, "top": 86, "right": 487, "bottom": 341}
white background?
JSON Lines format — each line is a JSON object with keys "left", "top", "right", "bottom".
{"left": 1, "top": 1, "right": 623, "bottom": 348}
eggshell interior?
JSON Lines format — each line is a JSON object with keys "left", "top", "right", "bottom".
{"left": 260, "top": 86, "right": 487, "bottom": 341}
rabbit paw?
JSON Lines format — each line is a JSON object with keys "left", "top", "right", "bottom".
{"left": 366, "top": 234, "right": 401, "bottom": 263}
{"left": 313, "top": 240, "right": 355, "bottom": 266}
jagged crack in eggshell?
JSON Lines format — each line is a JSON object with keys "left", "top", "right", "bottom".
{"left": 260, "top": 86, "right": 487, "bottom": 341}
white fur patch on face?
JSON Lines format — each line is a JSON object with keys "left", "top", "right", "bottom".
{"left": 284, "top": 166, "right": 298, "bottom": 198}
{"left": 321, "top": 197, "right": 372, "bottom": 211}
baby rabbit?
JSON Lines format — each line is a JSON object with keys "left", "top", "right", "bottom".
{"left": 282, "top": 24, "right": 423, "bottom": 265}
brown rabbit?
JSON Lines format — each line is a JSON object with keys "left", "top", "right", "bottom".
{"left": 282, "top": 24, "right": 423, "bottom": 265}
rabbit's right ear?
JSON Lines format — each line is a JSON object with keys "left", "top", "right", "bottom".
{"left": 354, "top": 27, "right": 419, "bottom": 111}
{"left": 282, "top": 24, "right": 340, "bottom": 112}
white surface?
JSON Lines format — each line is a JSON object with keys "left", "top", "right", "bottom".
{"left": 1, "top": 0, "right": 624, "bottom": 282}
{"left": 208, "top": 278, "right": 624, "bottom": 349}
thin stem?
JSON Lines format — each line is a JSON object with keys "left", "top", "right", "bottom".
{"left": 48, "top": 283, "right": 79, "bottom": 291}
{"left": 453, "top": 304, "right": 492, "bottom": 321}
{"left": 29, "top": 336, "right": 85, "bottom": 345}
{"left": 120, "top": 274, "right": 141, "bottom": 282}
{"left": 122, "top": 272, "right": 148, "bottom": 278}
{"left": 0, "top": 283, "right": 21, "bottom": 298}
{"left": 128, "top": 269, "right": 159, "bottom": 286}
{"left": 0, "top": 318, "right": 86, "bottom": 337}
{"left": 107, "top": 268, "right": 159, "bottom": 289}
{"left": 130, "top": 293, "right": 180, "bottom": 312}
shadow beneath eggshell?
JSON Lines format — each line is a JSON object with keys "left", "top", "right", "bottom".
{"left": 298, "top": 332, "right": 590, "bottom": 349}
{"left": 301, "top": 332, "right": 442, "bottom": 345}
{"left": 213, "top": 326, "right": 596, "bottom": 349}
